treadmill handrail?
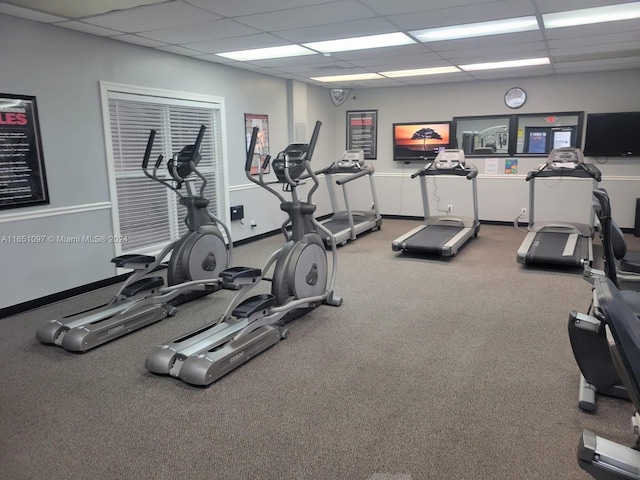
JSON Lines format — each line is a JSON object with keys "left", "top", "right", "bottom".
{"left": 412, "top": 163, "right": 477, "bottom": 179}
{"left": 335, "top": 166, "right": 374, "bottom": 185}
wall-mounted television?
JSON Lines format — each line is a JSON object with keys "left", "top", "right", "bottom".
{"left": 392, "top": 121, "right": 452, "bottom": 161}
{"left": 583, "top": 112, "right": 640, "bottom": 157}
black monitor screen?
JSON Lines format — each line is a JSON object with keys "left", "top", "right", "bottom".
{"left": 583, "top": 112, "right": 640, "bottom": 157}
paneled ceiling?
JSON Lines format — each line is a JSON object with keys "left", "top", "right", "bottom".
{"left": 1, "top": 0, "right": 639, "bottom": 88}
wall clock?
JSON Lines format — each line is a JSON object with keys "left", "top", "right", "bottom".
{"left": 504, "top": 87, "right": 527, "bottom": 109}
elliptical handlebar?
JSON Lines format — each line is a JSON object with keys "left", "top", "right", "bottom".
{"left": 190, "top": 125, "right": 206, "bottom": 165}
{"left": 244, "top": 127, "right": 260, "bottom": 173}
{"left": 306, "top": 121, "right": 322, "bottom": 161}
{"left": 142, "top": 129, "right": 156, "bottom": 170}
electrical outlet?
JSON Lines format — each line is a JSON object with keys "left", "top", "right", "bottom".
{"left": 250, "top": 219, "right": 257, "bottom": 228}
{"left": 447, "top": 205, "right": 453, "bottom": 212}
{"left": 521, "top": 207, "right": 527, "bottom": 216}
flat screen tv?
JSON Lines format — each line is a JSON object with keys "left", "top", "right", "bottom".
{"left": 583, "top": 112, "right": 640, "bottom": 157}
{"left": 393, "top": 121, "right": 451, "bottom": 161}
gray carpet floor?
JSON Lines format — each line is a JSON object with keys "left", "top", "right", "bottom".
{"left": 2, "top": 219, "right": 640, "bottom": 480}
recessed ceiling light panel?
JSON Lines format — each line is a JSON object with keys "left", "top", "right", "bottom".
{"left": 410, "top": 16, "right": 539, "bottom": 42}
{"left": 543, "top": 2, "right": 640, "bottom": 29}
{"left": 304, "top": 32, "right": 415, "bottom": 53}
{"left": 460, "top": 57, "right": 550, "bottom": 71}
{"left": 217, "top": 45, "right": 316, "bottom": 61}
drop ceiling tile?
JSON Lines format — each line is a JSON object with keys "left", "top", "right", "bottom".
{"left": 466, "top": 65, "right": 553, "bottom": 80}
{"left": 184, "top": 33, "right": 291, "bottom": 54}
{"left": 183, "top": 0, "right": 335, "bottom": 17}
{"left": 112, "top": 34, "right": 168, "bottom": 47}
{"left": 329, "top": 44, "right": 428, "bottom": 61}
{"left": 361, "top": 0, "right": 495, "bottom": 16}
{"left": 533, "top": 0, "right": 629, "bottom": 15}
{"left": 346, "top": 53, "right": 444, "bottom": 68}
{"left": 273, "top": 61, "right": 358, "bottom": 73}
{"left": 232, "top": 0, "right": 376, "bottom": 31}
{"left": 139, "top": 18, "right": 260, "bottom": 44}
{"left": 53, "top": 20, "right": 123, "bottom": 36}
{"left": 425, "top": 31, "right": 544, "bottom": 53}
{"left": 0, "top": 2, "right": 66, "bottom": 22}
{"left": 156, "top": 45, "right": 206, "bottom": 56}
{"left": 440, "top": 42, "right": 548, "bottom": 62}
{"left": 548, "top": 31, "right": 640, "bottom": 49}
{"left": 396, "top": 72, "right": 475, "bottom": 85}
{"left": 275, "top": 17, "right": 398, "bottom": 43}
{"left": 84, "top": 1, "right": 222, "bottom": 33}
{"left": 389, "top": 0, "right": 536, "bottom": 30}
{"left": 550, "top": 40, "right": 640, "bottom": 57}
{"left": 5, "top": 0, "right": 167, "bottom": 18}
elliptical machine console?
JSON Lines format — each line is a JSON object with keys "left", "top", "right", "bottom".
{"left": 145, "top": 121, "right": 342, "bottom": 386}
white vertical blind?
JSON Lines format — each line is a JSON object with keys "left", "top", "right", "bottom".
{"left": 107, "top": 93, "right": 222, "bottom": 252}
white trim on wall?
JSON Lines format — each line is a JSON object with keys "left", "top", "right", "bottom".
{"left": 0, "top": 202, "right": 111, "bottom": 224}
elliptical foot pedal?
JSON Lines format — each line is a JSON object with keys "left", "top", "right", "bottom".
{"left": 220, "top": 266, "right": 262, "bottom": 288}
{"left": 111, "top": 254, "right": 156, "bottom": 268}
{"left": 220, "top": 266, "right": 261, "bottom": 280}
{"left": 233, "top": 294, "right": 276, "bottom": 318}
{"left": 122, "top": 276, "right": 165, "bottom": 297}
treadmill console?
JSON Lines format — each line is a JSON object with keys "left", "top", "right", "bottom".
{"left": 435, "top": 149, "right": 466, "bottom": 169}
{"left": 335, "top": 149, "right": 365, "bottom": 170}
{"left": 547, "top": 147, "right": 585, "bottom": 170}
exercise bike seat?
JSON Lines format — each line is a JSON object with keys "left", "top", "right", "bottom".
{"left": 111, "top": 254, "right": 157, "bottom": 268}
{"left": 233, "top": 294, "right": 276, "bottom": 318}
{"left": 121, "top": 276, "right": 165, "bottom": 297}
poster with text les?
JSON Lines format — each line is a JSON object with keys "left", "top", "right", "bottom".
{"left": 0, "top": 94, "right": 49, "bottom": 210}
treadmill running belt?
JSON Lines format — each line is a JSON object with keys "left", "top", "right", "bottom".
{"left": 527, "top": 231, "right": 588, "bottom": 267}
{"left": 401, "top": 225, "right": 463, "bottom": 253}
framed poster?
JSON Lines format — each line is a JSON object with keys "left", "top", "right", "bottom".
{"left": 346, "top": 110, "right": 377, "bottom": 159}
{"left": 244, "top": 113, "right": 270, "bottom": 175}
{"left": 0, "top": 94, "right": 49, "bottom": 210}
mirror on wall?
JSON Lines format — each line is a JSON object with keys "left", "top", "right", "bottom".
{"left": 452, "top": 115, "right": 514, "bottom": 156}
{"left": 515, "top": 112, "right": 584, "bottom": 155}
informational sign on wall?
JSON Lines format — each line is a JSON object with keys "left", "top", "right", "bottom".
{"left": 0, "top": 94, "right": 49, "bottom": 210}
{"left": 346, "top": 110, "right": 377, "bottom": 159}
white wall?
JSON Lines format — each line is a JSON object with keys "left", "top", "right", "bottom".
{"left": 330, "top": 71, "right": 640, "bottom": 226}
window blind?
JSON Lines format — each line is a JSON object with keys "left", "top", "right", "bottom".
{"left": 107, "top": 92, "right": 222, "bottom": 252}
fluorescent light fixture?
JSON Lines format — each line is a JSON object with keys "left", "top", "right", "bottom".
{"left": 460, "top": 57, "right": 550, "bottom": 71}
{"left": 310, "top": 73, "right": 384, "bottom": 82}
{"left": 379, "top": 66, "right": 461, "bottom": 78}
{"left": 410, "top": 16, "right": 539, "bottom": 42}
{"left": 304, "top": 32, "right": 415, "bottom": 53}
{"left": 216, "top": 45, "right": 316, "bottom": 61}
{"left": 543, "top": 2, "right": 640, "bottom": 29}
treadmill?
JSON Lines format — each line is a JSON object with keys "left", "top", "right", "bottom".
{"left": 517, "top": 147, "right": 601, "bottom": 268}
{"left": 316, "top": 150, "right": 382, "bottom": 247}
{"left": 392, "top": 149, "right": 480, "bottom": 257}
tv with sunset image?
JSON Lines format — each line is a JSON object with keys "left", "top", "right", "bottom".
{"left": 392, "top": 122, "right": 452, "bottom": 161}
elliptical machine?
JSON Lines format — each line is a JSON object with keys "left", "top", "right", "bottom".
{"left": 145, "top": 121, "right": 342, "bottom": 386}
{"left": 36, "top": 125, "right": 234, "bottom": 352}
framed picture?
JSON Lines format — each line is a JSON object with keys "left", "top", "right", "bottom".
{"left": 346, "top": 110, "right": 377, "bottom": 159}
{"left": 0, "top": 93, "right": 49, "bottom": 210}
{"left": 244, "top": 113, "right": 270, "bottom": 175}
